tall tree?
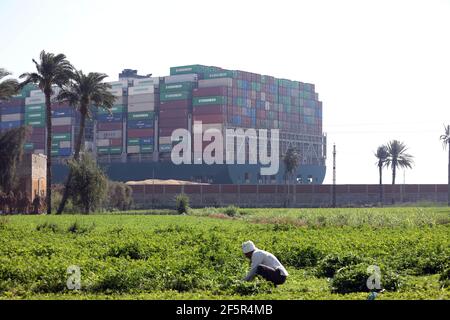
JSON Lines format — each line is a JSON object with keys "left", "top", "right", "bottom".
{"left": 283, "top": 148, "right": 300, "bottom": 207}
{"left": 440, "top": 125, "right": 450, "bottom": 206}
{"left": 374, "top": 145, "right": 389, "bottom": 205}
{"left": 68, "top": 153, "right": 108, "bottom": 214}
{"left": 56, "top": 71, "right": 115, "bottom": 214}
{"left": 0, "top": 68, "right": 19, "bottom": 100}
{"left": 283, "top": 148, "right": 300, "bottom": 184}
{"left": 20, "top": 51, "right": 74, "bottom": 214}
{"left": 0, "top": 126, "right": 29, "bottom": 192}
{"left": 385, "top": 140, "right": 414, "bottom": 185}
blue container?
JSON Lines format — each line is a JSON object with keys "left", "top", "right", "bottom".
{"left": 97, "top": 113, "right": 123, "bottom": 122}
{"left": 52, "top": 108, "right": 73, "bottom": 118}
{"left": 0, "top": 120, "right": 23, "bottom": 130}
{"left": 141, "top": 137, "right": 155, "bottom": 145}
{"left": 127, "top": 119, "right": 154, "bottom": 129}
{"left": 1, "top": 106, "right": 24, "bottom": 114}
{"left": 58, "top": 148, "right": 72, "bottom": 157}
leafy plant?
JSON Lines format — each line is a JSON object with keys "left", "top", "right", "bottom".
{"left": 175, "top": 194, "right": 190, "bottom": 215}
{"left": 224, "top": 205, "right": 240, "bottom": 217}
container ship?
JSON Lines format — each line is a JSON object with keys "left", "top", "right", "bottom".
{"left": 0, "top": 65, "right": 327, "bottom": 184}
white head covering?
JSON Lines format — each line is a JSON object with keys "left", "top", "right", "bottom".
{"left": 242, "top": 241, "right": 256, "bottom": 254}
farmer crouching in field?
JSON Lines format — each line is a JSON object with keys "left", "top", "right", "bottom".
{"left": 242, "top": 241, "right": 288, "bottom": 286}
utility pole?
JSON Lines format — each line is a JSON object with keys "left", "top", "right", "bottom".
{"left": 332, "top": 144, "right": 337, "bottom": 208}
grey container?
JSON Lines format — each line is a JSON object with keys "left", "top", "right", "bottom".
{"left": 59, "top": 141, "right": 71, "bottom": 148}
{"left": 1, "top": 113, "right": 23, "bottom": 121}
{"left": 52, "top": 117, "right": 72, "bottom": 126}
{"left": 199, "top": 78, "right": 233, "bottom": 88}
{"left": 97, "top": 130, "right": 122, "bottom": 139}
{"left": 164, "top": 74, "right": 198, "bottom": 84}
{"left": 128, "top": 94, "right": 156, "bottom": 105}
{"left": 128, "top": 102, "right": 155, "bottom": 113}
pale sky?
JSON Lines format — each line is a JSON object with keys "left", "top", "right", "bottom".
{"left": 1, "top": 0, "right": 449, "bottom": 184}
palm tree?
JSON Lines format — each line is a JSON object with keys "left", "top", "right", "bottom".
{"left": 385, "top": 140, "right": 414, "bottom": 204}
{"left": 0, "top": 69, "right": 19, "bottom": 100}
{"left": 56, "top": 71, "right": 115, "bottom": 214}
{"left": 374, "top": 145, "right": 388, "bottom": 205}
{"left": 284, "top": 148, "right": 300, "bottom": 184}
{"left": 20, "top": 51, "right": 74, "bottom": 214}
{"left": 385, "top": 140, "right": 414, "bottom": 185}
{"left": 283, "top": 148, "right": 300, "bottom": 207}
{"left": 440, "top": 125, "right": 450, "bottom": 206}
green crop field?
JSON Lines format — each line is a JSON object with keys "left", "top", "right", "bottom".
{"left": 0, "top": 207, "right": 449, "bottom": 300}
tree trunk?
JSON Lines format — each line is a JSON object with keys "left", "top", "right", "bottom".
{"left": 448, "top": 141, "right": 450, "bottom": 206}
{"left": 391, "top": 163, "right": 396, "bottom": 204}
{"left": 379, "top": 165, "right": 383, "bottom": 205}
{"left": 45, "top": 90, "right": 52, "bottom": 215}
{"left": 57, "top": 106, "right": 87, "bottom": 214}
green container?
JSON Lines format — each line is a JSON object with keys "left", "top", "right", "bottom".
{"left": 98, "top": 105, "right": 125, "bottom": 115}
{"left": 170, "top": 65, "right": 206, "bottom": 76}
{"left": 141, "top": 145, "right": 154, "bottom": 153}
{"left": 53, "top": 133, "right": 71, "bottom": 141}
{"left": 24, "top": 143, "right": 34, "bottom": 150}
{"left": 127, "top": 138, "right": 141, "bottom": 146}
{"left": 204, "top": 70, "right": 235, "bottom": 79}
{"left": 25, "top": 119, "right": 45, "bottom": 127}
{"left": 109, "top": 147, "right": 122, "bottom": 155}
{"left": 25, "top": 112, "right": 45, "bottom": 121}
{"left": 161, "top": 82, "right": 195, "bottom": 92}
{"left": 25, "top": 104, "right": 45, "bottom": 112}
{"left": 128, "top": 112, "right": 154, "bottom": 120}
{"left": 193, "top": 96, "right": 226, "bottom": 106}
{"left": 160, "top": 91, "right": 191, "bottom": 102}
{"left": 97, "top": 147, "right": 110, "bottom": 154}
{"left": 159, "top": 144, "right": 172, "bottom": 152}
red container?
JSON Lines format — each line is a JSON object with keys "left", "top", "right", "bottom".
{"left": 32, "top": 142, "right": 46, "bottom": 149}
{"left": 159, "top": 109, "right": 189, "bottom": 119}
{"left": 160, "top": 100, "right": 190, "bottom": 109}
{"left": 98, "top": 122, "right": 122, "bottom": 131}
{"left": 27, "top": 134, "right": 45, "bottom": 143}
{"left": 193, "top": 87, "right": 227, "bottom": 97}
{"left": 52, "top": 125, "right": 71, "bottom": 133}
{"left": 128, "top": 129, "right": 154, "bottom": 138}
{"left": 193, "top": 105, "right": 224, "bottom": 116}
{"left": 52, "top": 102, "right": 71, "bottom": 109}
{"left": 193, "top": 114, "right": 224, "bottom": 124}
{"left": 110, "top": 138, "right": 122, "bottom": 147}
{"left": 159, "top": 118, "right": 188, "bottom": 128}
{"left": 29, "top": 127, "right": 46, "bottom": 135}
{"left": 159, "top": 127, "right": 187, "bottom": 136}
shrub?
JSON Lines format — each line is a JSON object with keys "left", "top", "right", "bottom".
{"left": 67, "top": 221, "right": 95, "bottom": 234}
{"left": 106, "top": 181, "right": 133, "bottom": 211}
{"left": 107, "top": 242, "right": 145, "bottom": 260}
{"left": 280, "top": 246, "right": 325, "bottom": 268}
{"left": 68, "top": 154, "right": 108, "bottom": 214}
{"left": 331, "top": 263, "right": 401, "bottom": 294}
{"left": 36, "top": 222, "right": 60, "bottom": 233}
{"left": 175, "top": 194, "right": 190, "bottom": 215}
{"left": 316, "top": 253, "right": 365, "bottom": 278}
{"left": 439, "top": 268, "right": 450, "bottom": 288}
{"left": 224, "top": 205, "right": 239, "bottom": 217}
{"left": 0, "top": 215, "right": 10, "bottom": 229}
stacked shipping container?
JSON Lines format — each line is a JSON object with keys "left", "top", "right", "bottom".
{"left": 158, "top": 74, "right": 197, "bottom": 153}
{"left": 24, "top": 91, "right": 46, "bottom": 154}
{"left": 126, "top": 77, "right": 159, "bottom": 155}
{"left": 96, "top": 80, "right": 127, "bottom": 156}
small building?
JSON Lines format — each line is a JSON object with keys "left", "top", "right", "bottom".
{"left": 16, "top": 153, "right": 46, "bottom": 201}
